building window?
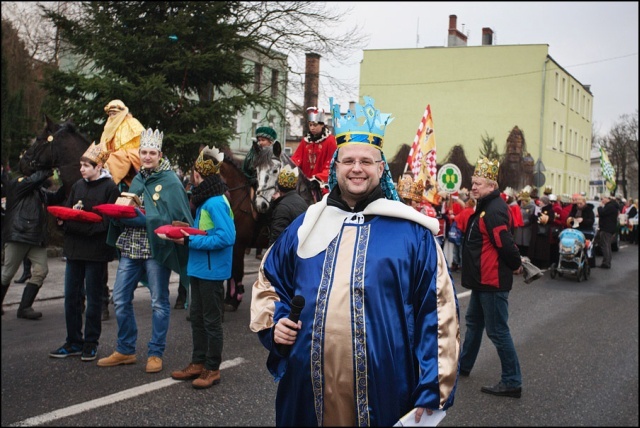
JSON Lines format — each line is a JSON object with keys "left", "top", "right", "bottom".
{"left": 254, "top": 63, "right": 263, "bottom": 93}
{"left": 554, "top": 72, "right": 560, "bottom": 100}
{"left": 562, "top": 77, "right": 567, "bottom": 104}
{"left": 559, "top": 124, "right": 564, "bottom": 152}
{"left": 553, "top": 121, "right": 558, "bottom": 149}
{"left": 582, "top": 94, "right": 586, "bottom": 117}
{"left": 271, "top": 70, "right": 279, "bottom": 98}
{"left": 570, "top": 84, "right": 575, "bottom": 110}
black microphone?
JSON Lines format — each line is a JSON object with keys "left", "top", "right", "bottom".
{"left": 276, "top": 295, "right": 305, "bottom": 357}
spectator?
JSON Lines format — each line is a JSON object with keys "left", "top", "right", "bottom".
{"left": 514, "top": 187, "right": 536, "bottom": 256}
{"left": 566, "top": 193, "right": 596, "bottom": 267}
{"left": 528, "top": 194, "right": 554, "bottom": 269}
{"left": 97, "top": 128, "right": 193, "bottom": 373}
{"left": 250, "top": 97, "right": 460, "bottom": 426}
{"left": 49, "top": 142, "right": 119, "bottom": 361}
{"left": 170, "top": 146, "right": 236, "bottom": 389}
{"left": 453, "top": 197, "right": 477, "bottom": 271}
{"left": 267, "top": 165, "right": 308, "bottom": 247}
{"left": 596, "top": 194, "right": 619, "bottom": 269}
{"left": 459, "top": 156, "right": 523, "bottom": 399}
{"left": 1, "top": 162, "right": 65, "bottom": 319}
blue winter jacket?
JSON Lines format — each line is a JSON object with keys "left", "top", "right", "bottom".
{"left": 187, "top": 194, "right": 236, "bottom": 281}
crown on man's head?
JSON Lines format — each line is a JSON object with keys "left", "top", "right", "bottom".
{"left": 306, "top": 107, "right": 326, "bottom": 124}
{"left": 82, "top": 142, "right": 110, "bottom": 165}
{"left": 397, "top": 175, "right": 414, "bottom": 200}
{"left": 408, "top": 179, "right": 426, "bottom": 202}
{"left": 277, "top": 165, "right": 299, "bottom": 190}
{"left": 140, "top": 128, "right": 163, "bottom": 151}
{"left": 195, "top": 145, "right": 224, "bottom": 177}
{"left": 330, "top": 96, "right": 393, "bottom": 149}
{"left": 473, "top": 157, "right": 499, "bottom": 182}
{"left": 543, "top": 186, "right": 553, "bottom": 195}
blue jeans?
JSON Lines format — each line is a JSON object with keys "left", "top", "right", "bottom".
{"left": 112, "top": 257, "right": 171, "bottom": 357}
{"left": 189, "top": 277, "right": 224, "bottom": 371}
{"left": 65, "top": 260, "right": 105, "bottom": 346}
{"left": 460, "top": 290, "right": 522, "bottom": 388}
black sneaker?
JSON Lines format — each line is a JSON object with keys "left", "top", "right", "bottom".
{"left": 49, "top": 343, "right": 82, "bottom": 358}
{"left": 81, "top": 343, "right": 98, "bottom": 362}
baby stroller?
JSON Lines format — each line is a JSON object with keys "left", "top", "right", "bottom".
{"left": 549, "top": 228, "right": 591, "bottom": 282}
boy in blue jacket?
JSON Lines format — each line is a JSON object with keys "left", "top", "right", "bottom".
{"left": 169, "top": 146, "right": 235, "bottom": 389}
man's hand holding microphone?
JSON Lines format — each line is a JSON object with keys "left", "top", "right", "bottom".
{"left": 273, "top": 295, "right": 305, "bottom": 357}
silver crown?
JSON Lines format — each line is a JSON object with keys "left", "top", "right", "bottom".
{"left": 140, "top": 128, "right": 163, "bottom": 151}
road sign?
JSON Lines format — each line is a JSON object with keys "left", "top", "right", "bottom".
{"left": 533, "top": 171, "right": 546, "bottom": 187}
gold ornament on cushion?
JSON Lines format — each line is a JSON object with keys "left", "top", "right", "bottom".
{"left": 408, "top": 179, "right": 426, "bottom": 202}
{"left": 82, "top": 142, "right": 110, "bottom": 164}
{"left": 397, "top": 175, "right": 414, "bottom": 200}
{"left": 195, "top": 145, "right": 224, "bottom": 176}
{"left": 139, "top": 128, "right": 163, "bottom": 151}
{"left": 277, "top": 165, "right": 299, "bottom": 189}
{"left": 473, "top": 157, "right": 499, "bottom": 182}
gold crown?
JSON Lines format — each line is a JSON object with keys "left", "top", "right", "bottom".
{"left": 82, "top": 142, "right": 110, "bottom": 165}
{"left": 277, "top": 165, "right": 299, "bottom": 189}
{"left": 195, "top": 145, "right": 224, "bottom": 176}
{"left": 473, "top": 157, "right": 499, "bottom": 182}
{"left": 543, "top": 186, "right": 553, "bottom": 195}
{"left": 140, "top": 128, "right": 163, "bottom": 151}
{"left": 408, "top": 179, "right": 425, "bottom": 202}
{"left": 397, "top": 175, "right": 414, "bottom": 199}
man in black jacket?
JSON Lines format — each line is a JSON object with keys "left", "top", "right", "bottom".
{"left": 459, "top": 157, "right": 523, "bottom": 398}
{"left": 1, "top": 161, "right": 65, "bottom": 319}
{"left": 596, "top": 194, "right": 619, "bottom": 269}
{"left": 267, "top": 165, "right": 309, "bottom": 247}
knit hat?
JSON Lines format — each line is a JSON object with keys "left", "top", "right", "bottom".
{"left": 255, "top": 126, "right": 277, "bottom": 142}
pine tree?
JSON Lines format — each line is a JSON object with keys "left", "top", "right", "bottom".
{"left": 479, "top": 131, "right": 500, "bottom": 161}
{"left": 40, "top": 2, "right": 274, "bottom": 171}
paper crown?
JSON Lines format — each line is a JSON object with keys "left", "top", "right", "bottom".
{"left": 104, "top": 99, "right": 126, "bottom": 114}
{"left": 473, "top": 157, "right": 499, "bottom": 182}
{"left": 409, "top": 179, "right": 426, "bottom": 202}
{"left": 543, "top": 186, "right": 553, "bottom": 195}
{"left": 397, "top": 175, "right": 413, "bottom": 200}
{"left": 329, "top": 96, "right": 393, "bottom": 149}
{"left": 82, "top": 142, "right": 110, "bottom": 165}
{"left": 195, "top": 145, "right": 224, "bottom": 177}
{"left": 398, "top": 175, "right": 425, "bottom": 202}
{"left": 140, "top": 128, "right": 163, "bottom": 151}
{"left": 518, "top": 185, "right": 532, "bottom": 200}
{"left": 277, "top": 165, "right": 299, "bottom": 189}
{"left": 306, "top": 107, "right": 326, "bottom": 123}
{"left": 255, "top": 126, "right": 277, "bottom": 142}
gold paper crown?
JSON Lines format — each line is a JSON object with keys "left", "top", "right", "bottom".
{"left": 473, "top": 157, "right": 499, "bottom": 182}
{"left": 195, "top": 145, "right": 224, "bottom": 176}
{"left": 140, "top": 128, "right": 163, "bottom": 151}
{"left": 543, "top": 186, "right": 553, "bottom": 195}
{"left": 518, "top": 185, "right": 532, "bottom": 200}
{"left": 397, "top": 175, "right": 413, "bottom": 200}
{"left": 82, "top": 142, "right": 110, "bottom": 165}
{"left": 277, "top": 165, "right": 299, "bottom": 189}
{"left": 408, "top": 179, "right": 426, "bottom": 202}
{"left": 104, "top": 99, "right": 126, "bottom": 114}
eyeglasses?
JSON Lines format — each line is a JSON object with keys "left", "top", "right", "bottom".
{"left": 335, "top": 159, "right": 383, "bottom": 168}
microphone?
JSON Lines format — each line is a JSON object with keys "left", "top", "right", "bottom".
{"left": 276, "top": 295, "right": 305, "bottom": 357}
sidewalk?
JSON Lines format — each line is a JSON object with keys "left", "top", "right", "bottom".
{"left": 2, "top": 247, "right": 264, "bottom": 310}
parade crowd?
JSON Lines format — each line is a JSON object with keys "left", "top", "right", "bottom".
{"left": 2, "top": 97, "right": 638, "bottom": 426}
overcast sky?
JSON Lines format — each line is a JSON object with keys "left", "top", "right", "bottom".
{"left": 318, "top": 1, "right": 638, "bottom": 136}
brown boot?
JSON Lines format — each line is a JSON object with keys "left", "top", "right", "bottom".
{"left": 192, "top": 369, "right": 220, "bottom": 389}
{"left": 171, "top": 363, "right": 204, "bottom": 380}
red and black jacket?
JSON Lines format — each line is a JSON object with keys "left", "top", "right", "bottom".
{"left": 461, "top": 189, "right": 522, "bottom": 291}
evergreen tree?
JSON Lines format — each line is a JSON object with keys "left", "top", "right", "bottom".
{"left": 40, "top": 2, "right": 274, "bottom": 171}
{"left": 479, "top": 131, "right": 500, "bottom": 161}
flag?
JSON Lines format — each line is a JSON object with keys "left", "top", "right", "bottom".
{"left": 405, "top": 105, "right": 439, "bottom": 204}
{"left": 599, "top": 146, "right": 616, "bottom": 193}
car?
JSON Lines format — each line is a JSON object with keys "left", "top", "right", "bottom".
{"left": 587, "top": 199, "right": 620, "bottom": 254}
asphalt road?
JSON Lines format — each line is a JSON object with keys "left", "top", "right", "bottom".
{"left": 1, "top": 244, "right": 638, "bottom": 426}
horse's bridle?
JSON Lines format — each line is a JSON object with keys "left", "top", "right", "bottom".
{"left": 25, "top": 126, "right": 66, "bottom": 171}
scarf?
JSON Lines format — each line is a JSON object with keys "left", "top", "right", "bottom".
{"left": 190, "top": 174, "right": 228, "bottom": 208}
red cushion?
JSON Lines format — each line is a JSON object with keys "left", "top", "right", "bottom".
{"left": 93, "top": 204, "right": 145, "bottom": 219}
{"left": 47, "top": 206, "right": 103, "bottom": 223}
{"left": 154, "top": 225, "right": 206, "bottom": 240}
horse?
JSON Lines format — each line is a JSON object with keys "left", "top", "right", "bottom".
{"left": 19, "top": 115, "right": 90, "bottom": 199}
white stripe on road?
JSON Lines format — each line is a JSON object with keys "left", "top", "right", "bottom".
{"left": 10, "top": 357, "right": 246, "bottom": 427}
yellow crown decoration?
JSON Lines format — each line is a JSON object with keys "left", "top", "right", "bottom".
{"left": 195, "top": 145, "right": 224, "bottom": 177}
{"left": 104, "top": 99, "right": 126, "bottom": 114}
{"left": 277, "top": 165, "right": 299, "bottom": 189}
{"left": 473, "top": 157, "right": 500, "bottom": 182}
{"left": 543, "top": 186, "right": 553, "bottom": 195}
{"left": 408, "top": 179, "right": 426, "bottom": 202}
{"left": 397, "top": 175, "right": 413, "bottom": 200}
{"left": 140, "top": 128, "right": 163, "bottom": 151}
{"left": 82, "top": 142, "right": 110, "bottom": 165}
{"left": 518, "top": 185, "right": 532, "bottom": 201}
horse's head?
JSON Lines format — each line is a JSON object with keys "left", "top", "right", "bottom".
{"left": 254, "top": 141, "right": 285, "bottom": 214}
{"left": 19, "top": 115, "right": 61, "bottom": 175}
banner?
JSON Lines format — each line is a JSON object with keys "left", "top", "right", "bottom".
{"left": 599, "top": 146, "right": 616, "bottom": 193}
{"left": 405, "top": 105, "right": 439, "bottom": 204}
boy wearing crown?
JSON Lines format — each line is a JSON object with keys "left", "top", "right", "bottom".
{"left": 98, "top": 128, "right": 193, "bottom": 374}
{"left": 291, "top": 106, "right": 338, "bottom": 188}
{"left": 169, "top": 146, "right": 236, "bottom": 389}
{"left": 49, "top": 143, "right": 119, "bottom": 361}
{"left": 267, "top": 165, "right": 308, "bottom": 247}
{"left": 459, "top": 157, "right": 523, "bottom": 398}
{"left": 250, "top": 97, "right": 459, "bottom": 426}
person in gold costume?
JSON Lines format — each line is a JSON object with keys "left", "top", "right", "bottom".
{"left": 100, "top": 100, "right": 145, "bottom": 190}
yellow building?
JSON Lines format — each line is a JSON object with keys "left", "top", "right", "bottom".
{"left": 358, "top": 18, "right": 593, "bottom": 195}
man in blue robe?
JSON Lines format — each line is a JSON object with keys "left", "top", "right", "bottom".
{"left": 250, "top": 97, "right": 460, "bottom": 426}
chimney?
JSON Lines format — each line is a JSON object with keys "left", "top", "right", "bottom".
{"left": 304, "top": 52, "right": 320, "bottom": 111}
{"left": 482, "top": 27, "right": 494, "bottom": 45}
{"left": 447, "top": 15, "right": 468, "bottom": 47}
